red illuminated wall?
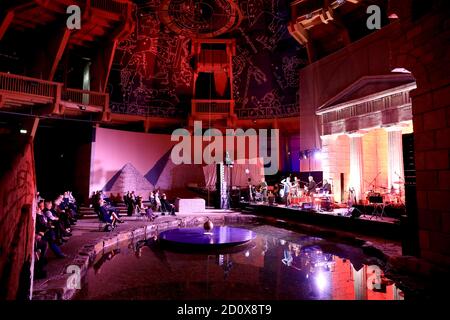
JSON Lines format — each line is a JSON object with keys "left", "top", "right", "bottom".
{"left": 0, "top": 139, "right": 36, "bottom": 300}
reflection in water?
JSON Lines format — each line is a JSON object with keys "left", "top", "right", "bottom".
{"left": 77, "top": 225, "right": 404, "bottom": 300}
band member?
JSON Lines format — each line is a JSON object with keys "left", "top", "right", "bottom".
{"left": 291, "top": 177, "right": 300, "bottom": 197}
{"left": 259, "top": 178, "right": 268, "bottom": 203}
{"left": 248, "top": 178, "right": 255, "bottom": 202}
{"left": 306, "top": 176, "right": 317, "bottom": 195}
{"left": 322, "top": 179, "right": 332, "bottom": 194}
{"left": 280, "top": 177, "right": 291, "bottom": 206}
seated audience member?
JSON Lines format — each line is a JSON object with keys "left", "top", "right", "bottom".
{"left": 137, "top": 197, "right": 156, "bottom": 220}
{"left": 36, "top": 191, "right": 44, "bottom": 203}
{"left": 36, "top": 201, "right": 66, "bottom": 258}
{"left": 64, "top": 191, "right": 78, "bottom": 218}
{"left": 55, "top": 195, "right": 76, "bottom": 227}
{"left": 43, "top": 200, "right": 71, "bottom": 242}
{"left": 34, "top": 231, "right": 48, "bottom": 278}
{"left": 98, "top": 198, "right": 124, "bottom": 226}
{"left": 160, "top": 193, "right": 176, "bottom": 216}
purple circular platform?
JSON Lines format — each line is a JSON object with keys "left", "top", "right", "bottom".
{"left": 159, "top": 226, "right": 256, "bottom": 248}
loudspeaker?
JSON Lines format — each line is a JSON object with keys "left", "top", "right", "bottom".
{"left": 215, "top": 163, "right": 225, "bottom": 209}
{"left": 301, "top": 202, "right": 313, "bottom": 210}
{"left": 348, "top": 207, "right": 362, "bottom": 218}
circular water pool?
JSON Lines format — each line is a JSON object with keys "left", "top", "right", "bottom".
{"left": 76, "top": 224, "right": 404, "bottom": 300}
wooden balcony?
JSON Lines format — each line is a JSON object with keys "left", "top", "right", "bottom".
{"left": 4, "top": 0, "right": 134, "bottom": 45}
{"left": 0, "top": 72, "right": 110, "bottom": 120}
{"left": 190, "top": 99, "right": 237, "bottom": 128}
{"left": 0, "top": 72, "right": 60, "bottom": 108}
{"left": 61, "top": 88, "right": 109, "bottom": 113}
{"left": 192, "top": 100, "right": 235, "bottom": 116}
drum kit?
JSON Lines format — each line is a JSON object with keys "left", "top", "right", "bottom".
{"left": 365, "top": 180, "right": 405, "bottom": 206}
{"left": 362, "top": 179, "right": 406, "bottom": 219}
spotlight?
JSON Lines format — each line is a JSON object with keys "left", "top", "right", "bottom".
{"left": 314, "top": 150, "right": 322, "bottom": 160}
{"left": 315, "top": 272, "right": 327, "bottom": 291}
{"left": 388, "top": 13, "right": 399, "bottom": 19}
{"left": 20, "top": 129, "right": 27, "bottom": 134}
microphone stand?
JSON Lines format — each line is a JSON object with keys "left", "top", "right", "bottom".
{"left": 367, "top": 172, "right": 381, "bottom": 193}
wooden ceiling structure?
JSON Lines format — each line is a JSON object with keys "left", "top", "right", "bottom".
{"left": 288, "top": 0, "right": 389, "bottom": 63}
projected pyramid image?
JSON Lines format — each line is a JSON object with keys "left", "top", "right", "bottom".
{"left": 103, "top": 162, "right": 153, "bottom": 195}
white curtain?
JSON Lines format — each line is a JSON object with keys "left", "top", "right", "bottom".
{"left": 203, "top": 158, "right": 265, "bottom": 188}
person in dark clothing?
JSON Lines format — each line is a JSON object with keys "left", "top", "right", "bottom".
{"left": 34, "top": 232, "right": 48, "bottom": 279}
{"left": 98, "top": 199, "right": 124, "bottom": 225}
{"left": 36, "top": 202, "right": 66, "bottom": 258}
{"left": 43, "top": 200, "right": 71, "bottom": 242}
{"left": 306, "top": 176, "right": 317, "bottom": 195}
{"left": 322, "top": 179, "right": 332, "bottom": 194}
{"left": 160, "top": 193, "right": 176, "bottom": 216}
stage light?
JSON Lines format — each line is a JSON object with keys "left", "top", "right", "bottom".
{"left": 388, "top": 13, "right": 399, "bottom": 19}
{"left": 314, "top": 150, "right": 322, "bottom": 160}
{"left": 391, "top": 67, "right": 411, "bottom": 73}
{"left": 315, "top": 271, "right": 327, "bottom": 291}
{"left": 20, "top": 129, "right": 27, "bottom": 134}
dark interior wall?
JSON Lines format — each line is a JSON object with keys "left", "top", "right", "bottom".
{"left": 389, "top": 0, "right": 450, "bottom": 266}
{"left": 0, "top": 136, "right": 36, "bottom": 300}
{"left": 33, "top": 121, "right": 93, "bottom": 204}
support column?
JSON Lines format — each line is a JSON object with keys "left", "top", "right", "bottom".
{"left": 386, "top": 128, "right": 405, "bottom": 194}
{"left": 349, "top": 133, "right": 364, "bottom": 202}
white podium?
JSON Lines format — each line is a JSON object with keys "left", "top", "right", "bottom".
{"left": 175, "top": 198, "right": 206, "bottom": 214}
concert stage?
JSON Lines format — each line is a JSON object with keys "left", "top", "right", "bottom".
{"left": 240, "top": 202, "right": 402, "bottom": 240}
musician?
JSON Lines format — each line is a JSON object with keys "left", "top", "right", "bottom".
{"left": 322, "top": 179, "right": 332, "bottom": 194}
{"left": 247, "top": 178, "right": 255, "bottom": 202}
{"left": 259, "top": 178, "right": 268, "bottom": 203}
{"left": 291, "top": 177, "right": 300, "bottom": 197}
{"left": 280, "top": 177, "right": 291, "bottom": 206}
{"left": 306, "top": 176, "right": 317, "bottom": 195}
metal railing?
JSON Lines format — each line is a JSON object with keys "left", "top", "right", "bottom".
{"left": 91, "top": 0, "right": 130, "bottom": 14}
{"left": 0, "top": 72, "right": 58, "bottom": 98}
{"left": 192, "top": 100, "right": 233, "bottom": 114}
{"left": 62, "top": 88, "right": 108, "bottom": 111}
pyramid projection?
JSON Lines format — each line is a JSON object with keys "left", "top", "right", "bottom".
{"left": 103, "top": 162, "right": 153, "bottom": 196}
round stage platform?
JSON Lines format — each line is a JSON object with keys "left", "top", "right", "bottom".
{"left": 159, "top": 226, "right": 256, "bottom": 249}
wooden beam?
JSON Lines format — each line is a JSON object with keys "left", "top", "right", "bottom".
{"left": 90, "top": 39, "right": 118, "bottom": 93}
{"left": 0, "top": 10, "right": 14, "bottom": 40}
{"left": 48, "top": 27, "right": 71, "bottom": 81}
{"left": 328, "top": 6, "right": 351, "bottom": 46}
{"left": 30, "top": 117, "right": 39, "bottom": 139}
{"left": 294, "top": 22, "right": 316, "bottom": 63}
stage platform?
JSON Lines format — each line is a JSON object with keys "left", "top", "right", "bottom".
{"left": 240, "top": 202, "right": 402, "bottom": 240}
